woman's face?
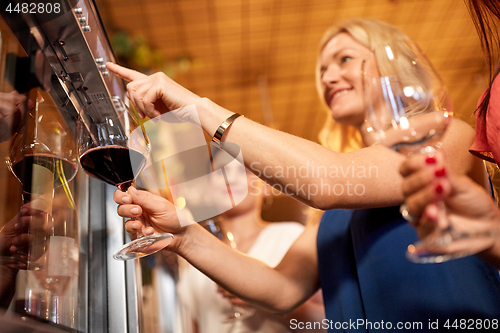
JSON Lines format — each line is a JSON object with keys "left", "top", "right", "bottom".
{"left": 319, "top": 32, "right": 377, "bottom": 127}
{"left": 209, "top": 154, "right": 261, "bottom": 216}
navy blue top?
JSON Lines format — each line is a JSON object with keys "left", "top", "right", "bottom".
{"left": 317, "top": 207, "right": 500, "bottom": 332}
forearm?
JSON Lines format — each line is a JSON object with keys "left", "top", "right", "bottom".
{"left": 198, "top": 98, "right": 405, "bottom": 209}
{"left": 285, "top": 295, "right": 327, "bottom": 333}
{"left": 176, "top": 224, "right": 314, "bottom": 313}
{"left": 198, "top": 100, "right": 484, "bottom": 210}
{"left": 258, "top": 300, "right": 326, "bottom": 333}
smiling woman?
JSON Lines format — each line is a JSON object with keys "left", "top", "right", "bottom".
{"left": 109, "top": 18, "right": 500, "bottom": 331}
{"left": 319, "top": 32, "right": 372, "bottom": 127}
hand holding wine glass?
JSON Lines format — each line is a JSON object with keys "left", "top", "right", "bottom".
{"left": 399, "top": 151, "right": 500, "bottom": 263}
{"left": 77, "top": 96, "right": 173, "bottom": 260}
{"left": 362, "top": 39, "right": 496, "bottom": 263}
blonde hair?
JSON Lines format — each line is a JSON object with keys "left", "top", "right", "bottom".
{"left": 316, "top": 19, "right": 447, "bottom": 152}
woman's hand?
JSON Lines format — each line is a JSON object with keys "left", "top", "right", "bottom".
{"left": 114, "top": 187, "right": 192, "bottom": 252}
{"left": 0, "top": 91, "right": 28, "bottom": 142}
{"left": 399, "top": 151, "right": 500, "bottom": 265}
{"left": 106, "top": 62, "right": 205, "bottom": 120}
{"left": 0, "top": 205, "right": 49, "bottom": 262}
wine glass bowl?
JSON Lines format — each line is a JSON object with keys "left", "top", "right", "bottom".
{"left": 77, "top": 96, "right": 173, "bottom": 261}
{"left": 364, "top": 71, "right": 452, "bottom": 156}
{"left": 6, "top": 103, "right": 78, "bottom": 193}
{"left": 362, "top": 39, "right": 489, "bottom": 263}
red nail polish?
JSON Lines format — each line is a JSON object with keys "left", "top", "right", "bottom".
{"left": 435, "top": 184, "right": 443, "bottom": 194}
{"left": 426, "top": 157, "right": 436, "bottom": 164}
{"left": 435, "top": 168, "right": 446, "bottom": 177}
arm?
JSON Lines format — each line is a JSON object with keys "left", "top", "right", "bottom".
{"left": 276, "top": 290, "right": 326, "bottom": 333}
{"left": 400, "top": 151, "right": 500, "bottom": 268}
{"left": 107, "top": 63, "right": 487, "bottom": 210}
{"left": 0, "top": 91, "right": 26, "bottom": 142}
{"left": 115, "top": 188, "right": 320, "bottom": 313}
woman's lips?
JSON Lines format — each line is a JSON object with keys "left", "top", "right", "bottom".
{"left": 329, "top": 88, "right": 353, "bottom": 105}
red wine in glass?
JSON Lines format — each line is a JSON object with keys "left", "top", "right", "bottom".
{"left": 10, "top": 154, "right": 77, "bottom": 192}
{"left": 78, "top": 97, "right": 173, "bottom": 260}
{"left": 79, "top": 146, "right": 147, "bottom": 191}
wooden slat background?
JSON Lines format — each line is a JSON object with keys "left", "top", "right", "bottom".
{"left": 96, "top": 0, "right": 486, "bottom": 143}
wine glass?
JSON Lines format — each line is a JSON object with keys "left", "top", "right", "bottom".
{"left": 362, "top": 40, "right": 495, "bottom": 263}
{"left": 7, "top": 97, "right": 78, "bottom": 201}
{"left": 5, "top": 95, "right": 78, "bottom": 269}
{"left": 77, "top": 96, "right": 173, "bottom": 261}
{"left": 201, "top": 219, "right": 256, "bottom": 322}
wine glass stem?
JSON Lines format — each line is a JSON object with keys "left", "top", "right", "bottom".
{"left": 34, "top": 98, "right": 39, "bottom": 140}
{"left": 120, "top": 184, "right": 148, "bottom": 239}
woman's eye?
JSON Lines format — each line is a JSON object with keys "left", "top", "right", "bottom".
{"left": 340, "top": 56, "right": 352, "bottom": 64}
{"left": 319, "top": 67, "right": 327, "bottom": 78}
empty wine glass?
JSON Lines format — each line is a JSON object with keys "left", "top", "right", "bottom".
{"left": 362, "top": 39, "right": 495, "bottom": 263}
{"left": 77, "top": 96, "right": 173, "bottom": 260}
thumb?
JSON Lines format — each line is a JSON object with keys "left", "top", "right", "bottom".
{"left": 446, "top": 172, "right": 476, "bottom": 196}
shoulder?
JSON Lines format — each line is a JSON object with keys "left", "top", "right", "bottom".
{"left": 442, "top": 118, "right": 475, "bottom": 153}
{"left": 488, "top": 76, "right": 500, "bottom": 115}
{"left": 447, "top": 117, "right": 474, "bottom": 138}
{"left": 492, "top": 74, "right": 500, "bottom": 92}
{"left": 444, "top": 117, "right": 488, "bottom": 185}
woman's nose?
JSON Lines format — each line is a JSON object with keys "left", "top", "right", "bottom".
{"left": 321, "top": 65, "right": 340, "bottom": 86}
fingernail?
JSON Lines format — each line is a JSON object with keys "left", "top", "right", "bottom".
{"left": 425, "top": 157, "right": 436, "bottom": 164}
{"left": 435, "top": 168, "right": 446, "bottom": 177}
{"left": 435, "top": 184, "right": 443, "bottom": 194}
{"left": 129, "top": 187, "right": 138, "bottom": 195}
{"left": 138, "top": 112, "right": 145, "bottom": 119}
{"left": 122, "top": 196, "right": 131, "bottom": 203}
{"left": 144, "top": 227, "right": 154, "bottom": 236}
{"left": 132, "top": 222, "right": 140, "bottom": 230}
{"left": 131, "top": 207, "right": 139, "bottom": 215}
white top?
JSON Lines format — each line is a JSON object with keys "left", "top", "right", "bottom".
{"left": 177, "top": 222, "right": 305, "bottom": 333}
